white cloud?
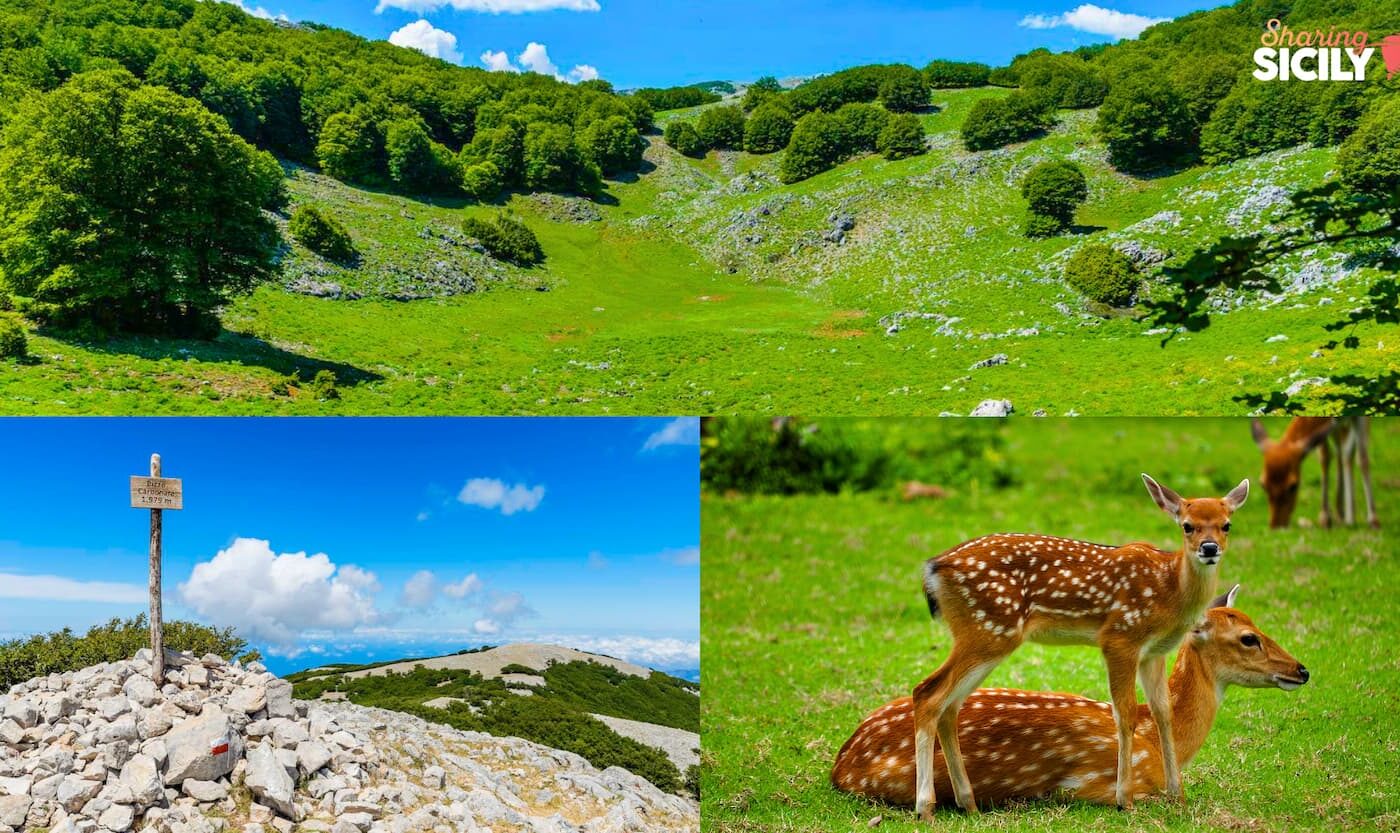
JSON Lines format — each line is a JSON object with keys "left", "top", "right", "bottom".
{"left": 458, "top": 478, "right": 546, "bottom": 515}
{"left": 377, "top": 0, "right": 600, "bottom": 14}
{"left": 0, "top": 573, "right": 146, "bottom": 604}
{"left": 472, "top": 591, "right": 536, "bottom": 634}
{"left": 220, "top": 0, "right": 288, "bottom": 22}
{"left": 642, "top": 417, "right": 699, "bottom": 452}
{"left": 480, "top": 50, "right": 517, "bottom": 73}
{"left": 178, "top": 538, "right": 384, "bottom": 653}
{"left": 399, "top": 570, "right": 439, "bottom": 608}
{"left": 443, "top": 573, "right": 484, "bottom": 599}
{"left": 1018, "top": 4, "right": 1166, "bottom": 39}
{"left": 478, "top": 43, "right": 600, "bottom": 83}
{"left": 540, "top": 635, "right": 700, "bottom": 669}
{"left": 586, "top": 551, "right": 609, "bottom": 570}
{"left": 388, "top": 19, "right": 463, "bottom": 63}
{"left": 659, "top": 546, "right": 700, "bottom": 566}
{"left": 473, "top": 618, "right": 501, "bottom": 635}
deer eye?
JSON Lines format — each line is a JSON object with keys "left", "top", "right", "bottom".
{"left": 1182, "top": 523, "right": 1194, "bottom": 534}
{"left": 1240, "top": 634, "right": 1260, "bottom": 648}
{"left": 1223, "top": 522, "right": 1232, "bottom": 533}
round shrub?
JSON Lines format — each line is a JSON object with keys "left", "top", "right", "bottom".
{"left": 462, "top": 213, "right": 544, "bottom": 266}
{"left": 462, "top": 161, "right": 504, "bottom": 202}
{"left": 743, "top": 102, "right": 794, "bottom": 154}
{"left": 580, "top": 115, "right": 643, "bottom": 176}
{"left": 835, "top": 102, "right": 890, "bottom": 154}
{"left": 289, "top": 205, "right": 357, "bottom": 263}
{"left": 877, "top": 65, "right": 928, "bottom": 112}
{"left": 1021, "top": 160, "right": 1088, "bottom": 236}
{"left": 1096, "top": 74, "right": 1194, "bottom": 173}
{"left": 1063, "top": 244, "right": 1139, "bottom": 306}
{"left": 663, "top": 120, "right": 705, "bottom": 157}
{"left": 696, "top": 105, "right": 745, "bottom": 150}
{"left": 961, "top": 91, "right": 1052, "bottom": 151}
{"left": 1336, "top": 96, "right": 1400, "bottom": 199}
{"left": 877, "top": 113, "right": 925, "bottom": 160}
{"left": 779, "top": 111, "right": 850, "bottom": 184}
{"left": 0, "top": 313, "right": 26, "bottom": 359}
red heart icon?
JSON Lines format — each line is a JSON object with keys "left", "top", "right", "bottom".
{"left": 1382, "top": 34, "right": 1400, "bottom": 78}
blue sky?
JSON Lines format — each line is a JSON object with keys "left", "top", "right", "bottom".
{"left": 231, "top": 0, "right": 1223, "bottom": 89}
{"left": 0, "top": 417, "right": 699, "bottom": 676}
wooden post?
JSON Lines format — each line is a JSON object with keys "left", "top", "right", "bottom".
{"left": 149, "top": 453, "right": 164, "bottom": 686}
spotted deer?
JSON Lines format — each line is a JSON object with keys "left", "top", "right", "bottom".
{"left": 835, "top": 587, "right": 1308, "bottom": 809}
{"left": 1252, "top": 417, "right": 1378, "bottom": 529}
{"left": 911, "top": 474, "right": 1249, "bottom": 820}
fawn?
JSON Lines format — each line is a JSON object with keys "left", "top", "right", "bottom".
{"left": 1252, "top": 417, "right": 1378, "bottom": 529}
{"left": 835, "top": 587, "right": 1308, "bottom": 809}
{"left": 911, "top": 474, "right": 1249, "bottom": 820}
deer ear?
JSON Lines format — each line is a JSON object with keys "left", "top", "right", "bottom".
{"left": 1142, "top": 473, "right": 1182, "bottom": 519}
{"left": 1250, "top": 419, "right": 1271, "bottom": 451}
{"left": 1297, "top": 421, "right": 1335, "bottom": 454}
{"left": 1223, "top": 479, "right": 1249, "bottom": 511}
{"left": 1208, "top": 583, "right": 1240, "bottom": 610}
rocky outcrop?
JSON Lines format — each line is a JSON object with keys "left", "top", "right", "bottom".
{"left": 0, "top": 651, "right": 698, "bottom": 833}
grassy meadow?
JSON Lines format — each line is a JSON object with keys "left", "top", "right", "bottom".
{"left": 0, "top": 88, "right": 1391, "bottom": 415}
{"left": 700, "top": 418, "right": 1400, "bottom": 832}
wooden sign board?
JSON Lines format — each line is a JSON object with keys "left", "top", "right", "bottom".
{"left": 131, "top": 476, "right": 183, "bottom": 510}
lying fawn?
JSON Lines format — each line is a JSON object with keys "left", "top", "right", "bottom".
{"left": 1252, "top": 417, "right": 1378, "bottom": 529}
{"left": 835, "top": 586, "right": 1308, "bottom": 809}
{"left": 912, "top": 474, "right": 1248, "bottom": 819}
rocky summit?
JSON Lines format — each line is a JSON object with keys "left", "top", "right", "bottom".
{"left": 0, "top": 650, "right": 698, "bottom": 833}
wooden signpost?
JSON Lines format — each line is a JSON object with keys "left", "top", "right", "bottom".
{"left": 131, "top": 454, "right": 183, "bottom": 684}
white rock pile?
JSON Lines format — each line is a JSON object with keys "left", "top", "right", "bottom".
{"left": 0, "top": 651, "right": 698, "bottom": 833}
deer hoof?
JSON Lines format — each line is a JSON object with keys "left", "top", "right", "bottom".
{"left": 1371, "top": 519, "right": 1382, "bottom": 530}
{"left": 918, "top": 806, "right": 935, "bottom": 824}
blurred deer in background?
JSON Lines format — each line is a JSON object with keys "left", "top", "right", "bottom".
{"left": 834, "top": 587, "right": 1308, "bottom": 810}
{"left": 911, "top": 474, "right": 1248, "bottom": 820}
{"left": 1251, "top": 417, "right": 1378, "bottom": 529}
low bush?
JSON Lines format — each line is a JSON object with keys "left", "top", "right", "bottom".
{"left": 662, "top": 120, "right": 705, "bottom": 157}
{"left": 877, "top": 64, "right": 929, "bottom": 112}
{"left": 923, "top": 60, "right": 991, "bottom": 88}
{"left": 877, "top": 113, "right": 925, "bottom": 160}
{"left": 700, "top": 417, "right": 1016, "bottom": 495}
{"left": 696, "top": 105, "right": 745, "bottom": 150}
{"left": 1336, "top": 96, "right": 1400, "bottom": 198}
{"left": 0, "top": 312, "right": 26, "bottom": 359}
{"left": 1021, "top": 160, "right": 1088, "bottom": 237}
{"left": 461, "top": 161, "right": 504, "bottom": 201}
{"left": 1064, "top": 244, "right": 1139, "bottom": 306}
{"left": 779, "top": 111, "right": 850, "bottom": 183}
{"left": 288, "top": 205, "right": 357, "bottom": 263}
{"left": 835, "top": 102, "right": 890, "bottom": 154}
{"left": 960, "top": 91, "right": 1053, "bottom": 151}
{"left": 743, "top": 102, "right": 794, "bottom": 154}
{"left": 1096, "top": 74, "right": 1194, "bottom": 173}
{"left": 462, "top": 213, "right": 545, "bottom": 266}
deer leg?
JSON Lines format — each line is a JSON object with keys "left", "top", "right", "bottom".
{"left": 1340, "top": 434, "right": 1357, "bottom": 526}
{"left": 1138, "top": 654, "right": 1180, "bottom": 803}
{"left": 1103, "top": 641, "right": 1141, "bottom": 811}
{"left": 912, "top": 646, "right": 1004, "bottom": 821}
{"left": 936, "top": 658, "right": 999, "bottom": 814}
{"left": 1318, "top": 441, "right": 1333, "bottom": 529}
{"left": 1357, "top": 418, "right": 1379, "bottom": 529}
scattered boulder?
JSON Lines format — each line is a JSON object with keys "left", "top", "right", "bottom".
{"left": 163, "top": 710, "right": 243, "bottom": 785}
{"left": 244, "top": 743, "right": 297, "bottom": 819}
{"left": 969, "top": 353, "right": 1008, "bottom": 370}
{"left": 970, "top": 399, "right": 1014, "bottom": 417}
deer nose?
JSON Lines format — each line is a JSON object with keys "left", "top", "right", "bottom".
{"left": 1200, "top": 541, "right": 1220, "bottom": 558}
{"left": 1297, "top": 665, "right": 1309, "bottom": 683}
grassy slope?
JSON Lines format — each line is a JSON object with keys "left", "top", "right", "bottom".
{"left": 0, "top": 89, "right": 1392, "bottom": 415}
{"left": 701, "top": 418, "right": 1400, "bottom": 832}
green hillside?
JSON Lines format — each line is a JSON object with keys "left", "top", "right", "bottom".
{"left": 289, "top": 657, "right": 700, "bottom": 793}
{"left": 0, "top": 0, "right": 1394, "bottom": 415}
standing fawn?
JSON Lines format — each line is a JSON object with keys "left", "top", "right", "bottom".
{"left": 834, "top": 587, "right": 1308, "bottom": 809}
{"left": 912, "top": 474, "right": 1249, "bottom": 820}
{"left": 1252, "top": 417, "right": 1378, "bottom": 529}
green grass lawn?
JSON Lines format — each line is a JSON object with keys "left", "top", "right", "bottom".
{"left": 0, "top": 89, "right": 1393, "bottom": 415}
{"left": 701, "top": 418, "right": 1400, "bottom": 832}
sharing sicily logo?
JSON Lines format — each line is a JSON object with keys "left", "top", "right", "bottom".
{"left": 1252, "top": 18, "right": 1400, "bottom": 81}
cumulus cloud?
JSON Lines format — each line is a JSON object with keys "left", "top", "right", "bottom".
{"left": 178, "top": 538, "right": 384, "bottom": 653}
{"left": 473, "top": 618, "right": 501, "bottom": 635}
{"left": 1018, "top": 4, "right": 1166, "bottom": 39}
{"left": 220, "top": 0, "right": 288, "bottom": 22}
{"left": 0, "top": 573, "right": 146, "bottom": 604}
{"left": 479, "top": 43, "right": 599, "bottom": 83}
{"left": 471, "top": 591, "right": 536, "bottom": 634}
{"left": 642, "top": 417, "right": 699, "bottom": 452}
{"left": 377, "top": 0, "right": 600, "bottom": 14}
{"left": 399, "top": 570, "right": 439, "bottom": 608}
{"left": 659, "top": 546, "right": 700, "bottom": 566}
{"left": 443, "top": 573, "right": 484, "bottom": 599}
{"left": 540, "top": 635, "right": 700, "bottom": 670}
{"left": 388, "top": 19, "right": 463, "bottom": 62}
{"left": 458, "top": 478, "right": 546, "bottom": 515}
